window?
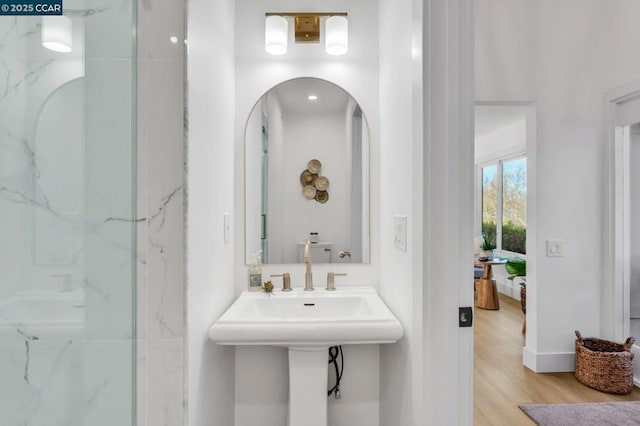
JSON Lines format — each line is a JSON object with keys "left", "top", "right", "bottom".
{"left": 481, "top": 157, "right": 526, "bottom": 254}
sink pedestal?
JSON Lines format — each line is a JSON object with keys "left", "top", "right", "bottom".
{"left": 288, "top": 347, "right": 328, "bottom": 426}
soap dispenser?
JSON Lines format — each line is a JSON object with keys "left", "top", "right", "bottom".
{"left": 248, "top": 251, "right": 263, "bottom": 292}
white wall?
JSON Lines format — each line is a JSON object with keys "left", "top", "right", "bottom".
{"left": 602, "top": 1, "right": 640, "bottom": 91}
{"left": 475, "top": 118, "right": 526, "bottom": 165}
{"left": 377, "top": 0, "right": 420, "bottom": 423}
{"left": 187, "top": 1, "right": 236, "bottom": 425}
{"left": 476, "top": 0, "right": 640, "bottom": 372}
{"left": 277, "top": 112, "right": 349, "bottom": 263}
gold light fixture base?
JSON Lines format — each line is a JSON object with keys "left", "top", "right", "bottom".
{"left": 295, "top": 16, "right": 320, "bottom": 43}
{"left": 265, "top": 12, "right": 347, "bottom": 45}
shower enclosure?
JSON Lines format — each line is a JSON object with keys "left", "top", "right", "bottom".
{"left": 0, "top": 4, "right": 136, "bottom": 425}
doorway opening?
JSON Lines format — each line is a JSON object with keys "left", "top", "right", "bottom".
{"left": 473, "top": 102, "right": 537, "bottom": 421}
{"left": 628, "top": 125, "right": 640, "bottom": 342}
{"left": 607, "top": 83, "right": 640, "bottom": 384}
{"left": 474, "top": 103, "right": 535, "bottom": 299}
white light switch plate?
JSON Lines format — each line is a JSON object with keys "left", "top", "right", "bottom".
{"left": 394, "top": 215, "right": 407, "bottom": 251}
{"left": 546, "top": 239, "right": 564, "bottom": 257}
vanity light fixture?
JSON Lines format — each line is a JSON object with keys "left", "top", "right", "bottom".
{"left": 265, "top": 15, "right": 288, "bottom": 55}
{"left": 264, "top": 13, "right": 348, "bottom": 56}
{"left": 41, "top": 16, "right": 73, "bottom": 53}
{"left": 308, "top": 94, "right": 318, "bottom": 100}
{"left": 325, "top": 16, "right": 348, "bottom": 56}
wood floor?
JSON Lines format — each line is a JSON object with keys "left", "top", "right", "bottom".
{"left": 474, "top": 294, "right": 640, "bottom": 425}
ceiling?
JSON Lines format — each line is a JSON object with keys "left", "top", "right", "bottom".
{"left": 272, "top": 78, "right": 352, "bottom": 114}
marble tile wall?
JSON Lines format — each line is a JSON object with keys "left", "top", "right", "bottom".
{"left": 136, "top": 0, "right": 186, "bottom": 424}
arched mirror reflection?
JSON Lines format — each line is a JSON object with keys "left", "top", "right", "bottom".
{"left": 245, "top": 78, "right": 370, "bottom": 264}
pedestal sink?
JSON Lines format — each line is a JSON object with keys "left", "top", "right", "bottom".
{"left": 209, "top": 286, "right": 403, "bottom": 426}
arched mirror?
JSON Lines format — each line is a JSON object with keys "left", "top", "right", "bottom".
{"left": 245, "top": 78, "right": 370, "bottom": 264}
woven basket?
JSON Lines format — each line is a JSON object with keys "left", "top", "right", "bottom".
{"left": 574, "top": 330, "right": 635, "bottom": 395}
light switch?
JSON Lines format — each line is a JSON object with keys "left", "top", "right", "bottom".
{"left": 546, "top": 239, "right": 564, "bottom": 257}
{"left": 394, "top": 215, "right": 407, "bottom": 251}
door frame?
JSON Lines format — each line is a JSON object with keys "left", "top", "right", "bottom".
{"left": 473, "top": 101, "right": 537, "bottom": 368}
{"left": 604, "top": 81, "right": 640, "bottom": 344}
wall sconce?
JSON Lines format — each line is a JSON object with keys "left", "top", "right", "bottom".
{"left": 41, "top": 16, "right": 73, "bottom": 53}
{"left": 325, "top": 16, "right": 348, "bottom": 56}
{"left": 265, "top": 13, "right": 348, "bottom": 56}
{"left": 265, "top": 15, "right": 288, "bottom": 55}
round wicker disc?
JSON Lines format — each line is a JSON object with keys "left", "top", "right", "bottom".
{"left": 307, "top": 159, "right": 322, "bottom": 174}
{"left": 315, "top": 176, "right": 329, "bottom": 191}
{"left": 315, "top": 190, "right": 329, "bottom": 203}
{"left": 303, "top": 185, "right": 317, "bottom": 199}
{"left": 300, "top": 170, "right": 317, "bottom": 186}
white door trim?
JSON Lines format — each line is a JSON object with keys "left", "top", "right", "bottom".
{"left": 422, "top": 1, "right": 474, "bottom": 425}
{"left": 604, "top": 81, "right": 640, "bottom": 344}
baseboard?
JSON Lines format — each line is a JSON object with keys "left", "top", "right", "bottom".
{"left": 497, "top": 281, "right": 520, "bottom": 300}
{"left": 522, "top": 347, "right": 575, "bottom": 373}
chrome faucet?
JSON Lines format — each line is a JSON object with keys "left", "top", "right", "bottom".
{"left": 304, "top": 239, "right": 314, "bottom": 291}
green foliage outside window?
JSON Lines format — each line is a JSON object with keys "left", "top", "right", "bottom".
{"left": 502, "top": 221, "right": 526, "bottom": 254}
{"left": 483, "top": 220, "right": 526, "bottom": 254}
{"left": 481, "top": 157, "right": 526, "bottom": 255}
{"left": 482, "top": 221, "right": 496, "bottom": 244}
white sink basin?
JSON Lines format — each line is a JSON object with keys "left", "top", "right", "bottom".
{"left": 209, "top": 286, "right": 403, "bottom": 347}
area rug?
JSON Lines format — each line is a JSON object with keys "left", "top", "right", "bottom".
{"left": 519, "top": 401, "right": 640, "bottom": 425}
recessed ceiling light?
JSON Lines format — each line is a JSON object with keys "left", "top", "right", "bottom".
{"left": 308, "top": 95, "right": 318, "bottom": 100}
{"left": 170, "top": 36, "right": 178, "bottom": 44}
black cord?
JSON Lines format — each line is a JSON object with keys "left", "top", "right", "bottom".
{"left": 327, "top": 345, "right": 343, "bottom": 398}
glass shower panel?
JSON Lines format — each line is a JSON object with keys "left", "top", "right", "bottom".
{"left": 0, "top": 3, "right": 136, "bottom": 425}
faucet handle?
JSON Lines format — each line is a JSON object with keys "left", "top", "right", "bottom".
{"left": 270, "top": 273, "right": 292, "bottom": 292}
{"left": 326, "top": 272, "right": 347, "bottom": 291}
{"left": 338, "top": 250, "right": 351, "bottom": 259}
